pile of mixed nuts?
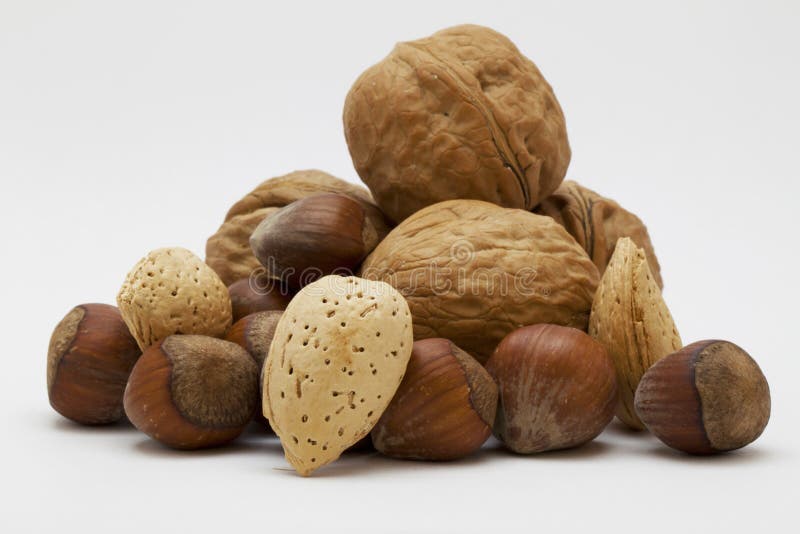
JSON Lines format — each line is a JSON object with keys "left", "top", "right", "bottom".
{"left": 47, "top": 25, "right": 770, "bottom": 476}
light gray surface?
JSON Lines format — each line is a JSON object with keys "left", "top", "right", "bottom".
{"left": 1, "top": 1, "right": 797, "bottom": 532}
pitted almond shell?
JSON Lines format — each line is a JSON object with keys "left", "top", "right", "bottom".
{"left": 117, "top": 247, "right": 232, "bottom": 351}
{"left": 263, "top": 275, "right": 413, "bottom": 476}
{"left": 588, "top": 237, "right": 681, "bottom": 429}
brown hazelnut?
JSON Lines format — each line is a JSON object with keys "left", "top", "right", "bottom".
{"left": 371, "top": 338, "right": 498, "bottom": 461}
{"left": 228, "top": 277, "right": 294, "bottom": 323}
{"left": 250, "top": 193, "right": 388, "bottom": 288}
{"left": 225, "top": 311, "right": 283, "bottom": 370}
{"left": 225, "top": 311, "right": 283, "bottom": 430}
{"left": 205, "top": 169, "right": 385, "bottom": 286}
{"left": 47, "top": 303, "right": 141, "bottom": 425}
{"left": 123, "top": 335, "right": 258, "bottom": 449}
{"left": 486, "top": 324, "right": 618, "bottom": 454}
{"left": 634, "top": 340, "right": 770, "bottom": 455}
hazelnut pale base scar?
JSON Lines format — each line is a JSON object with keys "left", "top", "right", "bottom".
{"left": 635, "top": 340, "right": 770, "bottom": 455}
{"left": 124, "top": 335, "right": 258, "bottom": 450}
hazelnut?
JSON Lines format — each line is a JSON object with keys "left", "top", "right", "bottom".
{"left": 250, "top": 193, "right": 388, "bottom": 289}
{"left": 371, "top": 338, "right": 497, "bottom": 461}
{"left": 486, "top": 324, "right": 618, "bottom": 454}
{"left": 206, "top": 169, "right": 389, "bottom": 286}
{"left": 634, "top": 340, "right": 770, "bottom": 455}
{"left": 124, "top": 335, "right": 258, "bottom": 449}
{"left": 228, "top": 277, "right": 294, "bottom": 323}
{"left": 225, "top": 311, "right": 283, "bottom": 370}
{"left": 225, "top": 311, "right": 283, "bottom": 430}
{"left": 47, "top": 304, "right": 141, "bottom": 425}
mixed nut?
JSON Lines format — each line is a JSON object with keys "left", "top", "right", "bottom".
{"left": 46, "top": 24, "right": 771, "bottom": 476}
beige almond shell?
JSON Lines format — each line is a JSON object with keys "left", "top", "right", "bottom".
{"left": 263, "top": 275, "right": 413, "bottom": 476}
{"left": 117, "top": 248, "right": 232, "bottom": 351}
{"left": 205, "top": 170, "right": 390, "bottom": 285}
{"left": 360, "top": 199, "right": 599, "bottom": 363}
{"left": 344, "top": 24, "right": 570, "bottom": 222}
{"left": 588, "top": 237, "right": 682, "bottom": 429}
{"left": 535, "top": 180, "right": 663, "bottom": 288}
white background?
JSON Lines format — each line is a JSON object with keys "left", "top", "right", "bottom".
{"left": 1, "top": 1, "right": 798, "bottom": 532}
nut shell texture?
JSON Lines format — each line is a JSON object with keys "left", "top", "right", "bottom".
{"left": 535, "top": 180, "right": 663, "bottom": 288}
{"left": 635, "top": 340, "right": 770, "bottom": 454}
{"left": 208, "top": 207, "right": 282, "bottom": 287}
{"left": 371, "top": 338, "right": 497, "bottom": 460}
{"left": 589, "top": 237, "right": 682, "bottom": 429}
{"left": 228, "top": 277, "right": 293, "bottom": 323}
{"left": 360, "top": 200, "right": 599, "bottom": 363}
{"left": 117, "top": 247, "right": 232, "bottom": 350}
{"left": 206, "top": 170, "right": 387, "bottom": 285}
{"left": 124, "top": 335, "right": 258, "bottom": 449}
{"left": 225, "top": 311, "right": 283, "bottom": 370}
{"left": 263, "top": 275, "right": 413, "bottom": 476}
{"left": 344, "top": 24, "right": 570, "bottom": 222}
{"left": 47, "top": 304, "right": 141, "bottom": 424}
{"left": 486, "top": 324, "right": 617, "bottom": 453}
{"left": 250, "top": 193, "right": 388, "bottom": 288}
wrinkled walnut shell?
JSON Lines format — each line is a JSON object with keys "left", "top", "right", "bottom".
{"left": 344, "top": 24, "right": 570, "bottom": 222}
{"left": 535, "top": 180, "right": 663, "bottom": 288}
{"left": 360, "top": 200, "right": 599, "bottom": 363}
{"left": 206, "top": 170, "right": 389, "bottom": 285}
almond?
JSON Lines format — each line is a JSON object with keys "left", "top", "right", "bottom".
{"left": 262, "top": 275, "right": 413, "bottom": 476}
{"left": 588, "top": 237, "right": 682, "bottom": 429}
{"left": 117, "top": 247, "right": 232, "bottom": 350}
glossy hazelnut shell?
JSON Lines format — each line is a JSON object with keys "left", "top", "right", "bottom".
{"left": 486, "top": 324, "right": 617, "bottom": 454}
{"left": 124, "top": 336, "right": 258, "bottom": 449}
{"left": 250, "top": 193, "right": 382, "bottom": 288}
{"left": 225, "top": 311, "right": 283, "bottom": 430}
{"left": 371, "top": 338, "right": 497, "bottom": 461}
{"left": 228, "top": 278, "right": 294, "bottom": 323}
{"left": 634, "top": 340, "right": 770, "bottom": 455}
{"left": 47, "top": 303, "right": 141, "bottom": 425}
{"left": 224, "top": 311, "right": 283, "bottom": 370}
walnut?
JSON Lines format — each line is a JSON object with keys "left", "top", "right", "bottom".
{"left": 359, "top": 200, "right": 599, "bottom": 364}
{"left": 205, "top": 170, "right": 389, "bottom": 285}
{"left": 344, "top": 25, "right": 570, "bottom": 223}
{"left": 535, "top": 180, "right": 663, "bottom": 288}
